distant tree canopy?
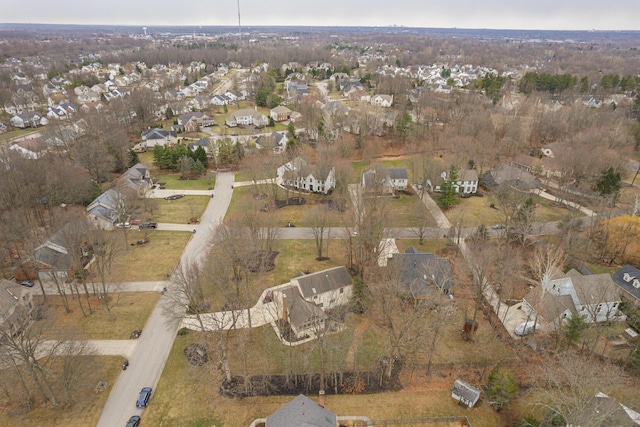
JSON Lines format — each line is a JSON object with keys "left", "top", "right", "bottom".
{"left": 518, "top": 72, "right": 577, "bottom": 95}
{"left": 601, "top": 74, "right": 640, "bottom": 91}
{"left": 476, "top": 73, "right": 507, "bottom": 101}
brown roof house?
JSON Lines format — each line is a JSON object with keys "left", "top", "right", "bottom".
{"left": 276, "top": 267, "right": 352, "bottom": 340}
{"left": 566, "top": 392, "right": 640, "bottom": 426}
{"left": 0, "top": 279, "right": 35, "bottom": 337}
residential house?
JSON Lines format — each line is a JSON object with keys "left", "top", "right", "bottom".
{"left": 427, "top": 169, "right": 478, "bottom": 194}
{"left": 32, "top": 223, "right": 85, "bottom": 281}
{"left": 339, "top": 80, "right": 362, "bottom": 92}
{"left": 270, "top": 105, "right": 292, "bottom": 122}
{"left": 225, "top": 109, "right": 268, "bottom": 128}
{"left": 187, "top": 137, "right": 215, "bottom": 155}
{"left": 0, "top": 279, "right": 35, "bottom": 337}
{"left": 265, "top": 394, "right": 337, "bottom": 427}
{"left": 86, "top": 189, "right": 127, "bottom": 230}
{"left": 361, "top": 167, "right": 408, "bottom": 195}
{"left": 276, "top": 266, "right": 352, "bottom": 340}
{"left": 522, "top": 268, "right": 624, "bottom": 331}
{"left": 344, "top": 85, "right": 370, "bottom": 103}
{"left": 581, "top": 95, "right": 603, "bottom": 108}
{"left": 389, "top": 247, "right": 455, "bottom": 300}
{"left": 481, "top": 164, "right": 541, "bottom": 191}
{"left": 255, "top": 132, "right": 287, "bottom": 153}
{"left": 511, "top": 153, "right": 560, "bottom": 179}
{"left": 371, "top": 94, "right": 394, "bottom": 107}
{"left": 76, "top": 89, "right": 102, "bottom": 104}
{"left": 277, "top": 156, "right": 336, "bottom": 194}
{"left": 566, "top": 392, "right": 640, "bottom": 426}
{"left": 611, "top": 265, "right": 640, "bottom": 308}
{"left": 178, "top": 112, "right": 215, "bottom": 133}
{"left": 117, "top": 163, "right": 153, "bottom": 197}
{"left": 451, "top": 379, "right": 481, "bottom": 408}
{"left": 434, "top": 84, "right": 453, "bottom": 94}
{"left": 188, "top": 95, "right": 211, "bottom": 111}
{"left": 10, "top": 138, "right": 49, "bottom": 159}
{"left": 210, "top": 94, "right": 230, "bottom": 106}
{"left": 10, "top": 112, "right": 48, "bottom": 128}
{"left": 46, "top": 103, "right": 77, "bottom": 121}
{"left": 79, "top": 101, "right": 106, "bottom": 114}
{"left": 140, "top": 128, "right": 178, "bottom": 149}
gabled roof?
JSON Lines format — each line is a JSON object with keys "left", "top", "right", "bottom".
{"left": 390, "top": 247, "right": 454, "bottom": 298}
{"left": 611, "top": 265, "right": 640, "bottom": 302}
{"left": 141, "top": 128, "right": 177, "bottom": 140}
{"left": 86, "top": 189, "right": 125, "bottom": 223}
{"left": 523, "top": 286, "right": 576, "bottom": 322}
{"left": 0, "top": 279, "right": 29, "bottom": 315}
{"left": 266, "top": 394, "right": 337, "bottom": 427}
{"left": 294, "top": 266, "right": 352, "bottom": 300}
{"left": 388, "top": 168, "right": 408, "bottom": 180}
{"left": 281, "top": 286, "right": 327, "bottom": 331}
{"left": 568, "top": 392, "right": 640, "bottom": 426}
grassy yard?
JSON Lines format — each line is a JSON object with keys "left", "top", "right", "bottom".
{"left": 0, "top": 356, "right": 122, "bottom": 427}
{"left": 153, "top": 172, "right": 216, "bottom": 190}
{"left": 387, "top": 192, "right": 438, "bottom": 228}
{"left": 445, "top": 193, "right": 583, "bottom": 227}
{"left": 35, "top": 292, "right": 160, "bottom": 340}
{"left": 0, "top": 127, "right": 40, "bottom": 143}
{"left": 352, "top": 158, "right": 411, "bottom": 180}
{"left": 152, "top": 195, "right": 210, "bottom": 224}
{"left": 144, "top": 306, "right": 505, "bottom": 427}
{"left": 103, "top": 231, "right": 191, "bottom": 281}
{"left": 226, "top": 184, "right": 352, "bottom": 227}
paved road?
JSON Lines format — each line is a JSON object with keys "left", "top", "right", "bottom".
{"left": 97, "top": 172, "right": 235, "bottom": 427}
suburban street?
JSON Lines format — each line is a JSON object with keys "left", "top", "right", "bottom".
{"left": 96, "top": 172, "right": 234, "bottom": 427}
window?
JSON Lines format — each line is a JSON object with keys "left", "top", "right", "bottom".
{"left": 339, "top": 288, "right": 344, "bottom": 294}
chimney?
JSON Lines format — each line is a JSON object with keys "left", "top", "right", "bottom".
{"left": 318, "top": 389, "right": 325, "bottom": 407}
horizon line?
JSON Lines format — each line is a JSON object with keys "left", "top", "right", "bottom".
{"left": 1, "top": 22, "right": 639, "bottom": 33}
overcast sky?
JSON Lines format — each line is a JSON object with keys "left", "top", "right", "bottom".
{"left": 1, "top": 0, "right": 639, "bottom": 31}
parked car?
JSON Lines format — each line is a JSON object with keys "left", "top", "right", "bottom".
{"left": 491, "top": 223, "right": 506, "bottom": 230}
{"left": 19, "top": 280, "right": 34, "bottom": 287}
{"left": 116, "top": 222, "right": 131, "bottom": 228}
{"left": 140, "top": 222, "right": 158, "bottom": 229}
{"left": 514, "top": 321, "right": 542, "bottom": 336}
{"left": 164, "top": 194, "right": 184, "bottom": 201}
{"left": 136, "top": 387, "right": 152, "bottom": 408}
{"left": 130, "top": 219, "right": 142, "bottom": 225}
{"left": 125, "top": 415, "right": 141, "bottom": 427}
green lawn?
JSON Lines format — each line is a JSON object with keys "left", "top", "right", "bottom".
{"left": 387, "top": 192, "right": 438, "bottom": 228}
{"left": 105, "top": 230, "right": 192, "bottom": 281}
{"left": 152, "top": 195, "right": 210, "bottom": 224}
{"left": 153, "top": 172, "right": 216, "bottom": 190}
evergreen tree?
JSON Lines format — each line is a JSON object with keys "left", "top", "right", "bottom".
{"left": 486, "top": 366, "right": 519, "bottom": 410}
{"left": 439, "top": 165, "right": 460, "bottom": 209}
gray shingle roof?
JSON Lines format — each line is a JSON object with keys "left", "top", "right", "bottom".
{"left": 266, "top": 394, "right": 337, "bottom": 427}
{"left": 294, "top": 266, "right": 351, "bottom": 299}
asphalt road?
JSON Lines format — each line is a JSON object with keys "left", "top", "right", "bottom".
{"left": 96, "top": 172, "right": 235, "bottom": 427}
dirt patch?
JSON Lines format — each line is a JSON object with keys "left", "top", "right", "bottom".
{"left": 242, "top": 250, "right": 278, "bottom": 272}
{"left": 184, "top": 343, "right": 209, "bottom": 366}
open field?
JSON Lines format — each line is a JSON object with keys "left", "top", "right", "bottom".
{"left": 445, "top": 192, "right": 583, "bottom": 227}
{"left": 102, "top": 231, "right": 192, "bottom": 281}
{"left": 0, "top": 127, "right": 40, "bottom": 143}
{"left": 152, "top": 172, "right": 216, "bottom": 191}
{"left": 35, "top": 292, "right": 160, "bottom": 340}
{"left": 151, "top": 195, "right": 210, "bottom": 224}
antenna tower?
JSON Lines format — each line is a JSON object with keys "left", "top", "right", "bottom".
{"left": 237, "top": 0, "right": 242, "bottom": 39}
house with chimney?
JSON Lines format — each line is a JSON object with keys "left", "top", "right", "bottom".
{"left": 427, "top": 169, "right": 478, "bottom": 195}
{"left": 276, "top": 267, "right": 352, "bottom": 340}
{"left": 361, "top": 167, "right": 408, "bottom": 195}
{"left": 265, "top": 394, "right": 337, "bottom": 427}
{"left": 225, "top": 108, "right": 268, "bottom": 128}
